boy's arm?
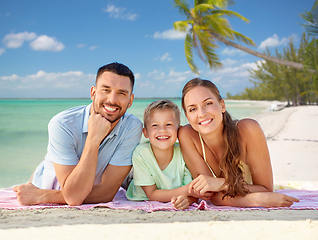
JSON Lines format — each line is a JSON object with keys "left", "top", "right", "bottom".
{"left": 141, "top": 184, "right": 190, "bottom": 202}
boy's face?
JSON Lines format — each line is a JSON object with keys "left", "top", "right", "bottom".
{"left": 143, "top": 109, "right": 179, "bottom": 151}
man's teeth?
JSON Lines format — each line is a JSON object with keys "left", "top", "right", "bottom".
{"left": 104, "top": 106, "right": 116, "bottom": 112}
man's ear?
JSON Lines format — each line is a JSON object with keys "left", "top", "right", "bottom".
{"left": 143, "top": 128, "right": 148, "bottom": 139}
{"left": 128, "top": 93, "right": 134, "bottom": 108}
{"left": 90, "top": 86, "right": 96, "bottom": 101}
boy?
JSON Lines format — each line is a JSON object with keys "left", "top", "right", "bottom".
{"left": 126, "top": 100, "right": 196, "bottom": 210}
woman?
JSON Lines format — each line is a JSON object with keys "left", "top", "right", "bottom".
{"left": 178, "top": 78, "right": 299, "bottom": 207}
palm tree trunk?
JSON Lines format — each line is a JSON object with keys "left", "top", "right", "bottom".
{"left": 209, "top": 31, "right": 316, "bottom": 73}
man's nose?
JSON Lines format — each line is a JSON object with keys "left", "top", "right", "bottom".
{"left": 108, "top": 92, "right": 118, "bottom": 104}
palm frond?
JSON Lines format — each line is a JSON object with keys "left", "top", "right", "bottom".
{"left": 194, "top": 26, "right": 222, "bottom": 69}
{"left": 173, "top": 0, "right": 191, "bottom": 17}
{"left": 230, "top": 30, "right": 256, "bottom": 46}
{"left": 185, "top": 32, "right": 199, "bottom": 74}
{"left": 205, "top": 15, "right": 233, "bottom": 39}
{"left": 173, "top": 20, "right": 192, "bottom": 32}
{"left": 195, "top": 0, "right": 230, "bottom": 8}
{"left": 209, "top": 9, "right": 250, "bottom": 23}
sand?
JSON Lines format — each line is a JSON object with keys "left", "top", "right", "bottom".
{"left": 1, "top": 105, "right": 318, "bottom": 239}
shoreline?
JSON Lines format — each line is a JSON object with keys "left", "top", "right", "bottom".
{"left": 1, "top": 105, "right": 318, "bottom": 238}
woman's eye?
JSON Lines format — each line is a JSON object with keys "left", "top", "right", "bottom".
{"left": 206, "top": 102, "right": 212, "bottom": 106}
{"left": 189, "top": 108, "right": 196, "bottom": 112}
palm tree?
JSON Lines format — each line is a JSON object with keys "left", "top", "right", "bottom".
{"left": 300, "top": 0, "right": 318, "bottom": 36}
{"left": 173, "top": 0, "right": 313, "bottom": 74}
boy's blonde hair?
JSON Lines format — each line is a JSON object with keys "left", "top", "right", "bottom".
{"left": 143, "top": 100, "right": 181, "bottom": 128}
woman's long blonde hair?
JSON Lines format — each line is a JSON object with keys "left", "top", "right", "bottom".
{"left": 181, "top": 78, "right": 249, "bottom": 198}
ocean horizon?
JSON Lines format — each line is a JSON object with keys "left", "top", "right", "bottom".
{"left": 0, "top": 98, "right": 272, "bottom": 188}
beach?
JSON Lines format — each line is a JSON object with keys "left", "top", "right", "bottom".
{"left": 1, "top": 105, "right": 318, "bottom": 239}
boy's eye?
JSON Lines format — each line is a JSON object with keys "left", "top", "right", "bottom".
{"left": 151, "top": 124, "right": 158, "bottom": 127}
{"left": 167, "top": 123, "right": 172, "bottom": 126}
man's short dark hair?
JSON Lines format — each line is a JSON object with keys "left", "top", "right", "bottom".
{"left": 96, "top": 62, "right": 135, "bottom": 91}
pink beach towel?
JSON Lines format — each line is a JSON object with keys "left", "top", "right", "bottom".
{"left": 1, "top": 187, "right": 318, "bottom": 212}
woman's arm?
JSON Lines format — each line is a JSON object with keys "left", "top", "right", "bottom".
{"left": 238, "top": 119, "right": 273, "bottom": 192}
{"left": 210, "top": 119, "right": 298, "bottom": 207}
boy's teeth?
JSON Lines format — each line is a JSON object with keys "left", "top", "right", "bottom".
{"left": 157, "top": 136, "right": 168, "bottom": 140}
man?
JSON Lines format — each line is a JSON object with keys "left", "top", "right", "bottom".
{"left": 13, "top": 62, "right": 142, "bottom": 206}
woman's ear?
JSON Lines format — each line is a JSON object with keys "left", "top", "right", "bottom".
{"left": 220, "top": 99, "right": 226, "bottom": 113}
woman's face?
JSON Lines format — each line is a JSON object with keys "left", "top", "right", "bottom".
{"left": 183, "top": 86, "right": 226, "bottom": 135}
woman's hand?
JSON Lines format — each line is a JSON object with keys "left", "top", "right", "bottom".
{"left": 171, "top": 195, "right": 191, "bottom": 210}
{"left": 188, "top": 175, "right": 226, "bottom": 197}
{"left": 254, "top": 192, "right": 299, "bottom": 208}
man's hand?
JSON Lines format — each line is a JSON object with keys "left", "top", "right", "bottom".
{"left": 13, "top": 183, "right": 64, "bottom": 205}
{"left": 88, "top": 109, "right": 112, "bottom": 144}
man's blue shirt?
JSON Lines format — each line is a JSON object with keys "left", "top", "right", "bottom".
{"left": 32, "top": 103, "right": 142, "bottom": 190}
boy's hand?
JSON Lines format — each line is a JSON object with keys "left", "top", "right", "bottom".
{"left": 171, "top": 195, "right": 190, "bottom": 210}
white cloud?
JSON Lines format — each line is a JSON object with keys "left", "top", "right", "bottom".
{"left": 3, "top": 32, "right": 36, "bottom": 48}
{"left": 258, "top": 34, "right": 290, "bottom": 50}
{"left": 77, "top": 43, "right": 86, "bottom": 48}
{"left": 153, "top": 28, "right": 186, "bottom": 40}
{"left": 221, "top": 58, "right": 237, "bottom": 66}
{"left": 30, "top": 35, "right": 65, "bottom": 52}
{"left": 160, "top": 53, "right": 172, "bottom": 62}
{"left": 0, "top": 71, "right": 95, "bottom": 93}
{"left": 89, "top": 46, "right": 98, "bottom": 50}
{"left": 221, "top": 47, "right": 247, "bottom": 56}
{"left": 103, "top": 4, "right": 138, "bottom": 21}
{"left": 0, "top": 48, "right": 5, "bottom": 56}
{"left": 148, "top": 70, "right": 166, "bottom": 80}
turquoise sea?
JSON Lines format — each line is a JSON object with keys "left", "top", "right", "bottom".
{"left": 0, "top": 99, "right": 270, "bottom": 188}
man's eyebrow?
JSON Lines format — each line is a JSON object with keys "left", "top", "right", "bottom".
{"left": 100, "top": 85, "right": 130, "bottom": 94}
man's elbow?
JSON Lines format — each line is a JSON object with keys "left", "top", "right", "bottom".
{"left": 63, "top": 190, "right": 91, "bottom": 206}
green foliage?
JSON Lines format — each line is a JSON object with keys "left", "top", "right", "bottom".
{"left": 173, "top": 0, "right": 255, "bottom": 74}
{"left": 300, "top": 0, "right": 318, "bottom": 36}
{"left": 228, "top": 33, "right": 318, "bottom": 105}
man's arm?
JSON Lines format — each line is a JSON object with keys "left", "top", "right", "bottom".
{"left": 83, "top": 164, "right": 131, "bottom": 204}
{"left": 13, "top": 164, "right": 131, "bottom": 205}
{"left": 53, "top": 110, "right": 112, "bottom": 206}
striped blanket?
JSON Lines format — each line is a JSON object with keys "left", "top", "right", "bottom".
{"left": 1, "top": 187, "right": 318, "bottom": 212}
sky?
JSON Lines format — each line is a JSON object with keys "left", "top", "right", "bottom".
{"left": 0, "top": 0, "right": 315, "bottom": 98}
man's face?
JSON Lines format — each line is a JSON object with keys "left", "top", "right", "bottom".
{"left": 90, "top": 71, "right": 134, "bottom": 125}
